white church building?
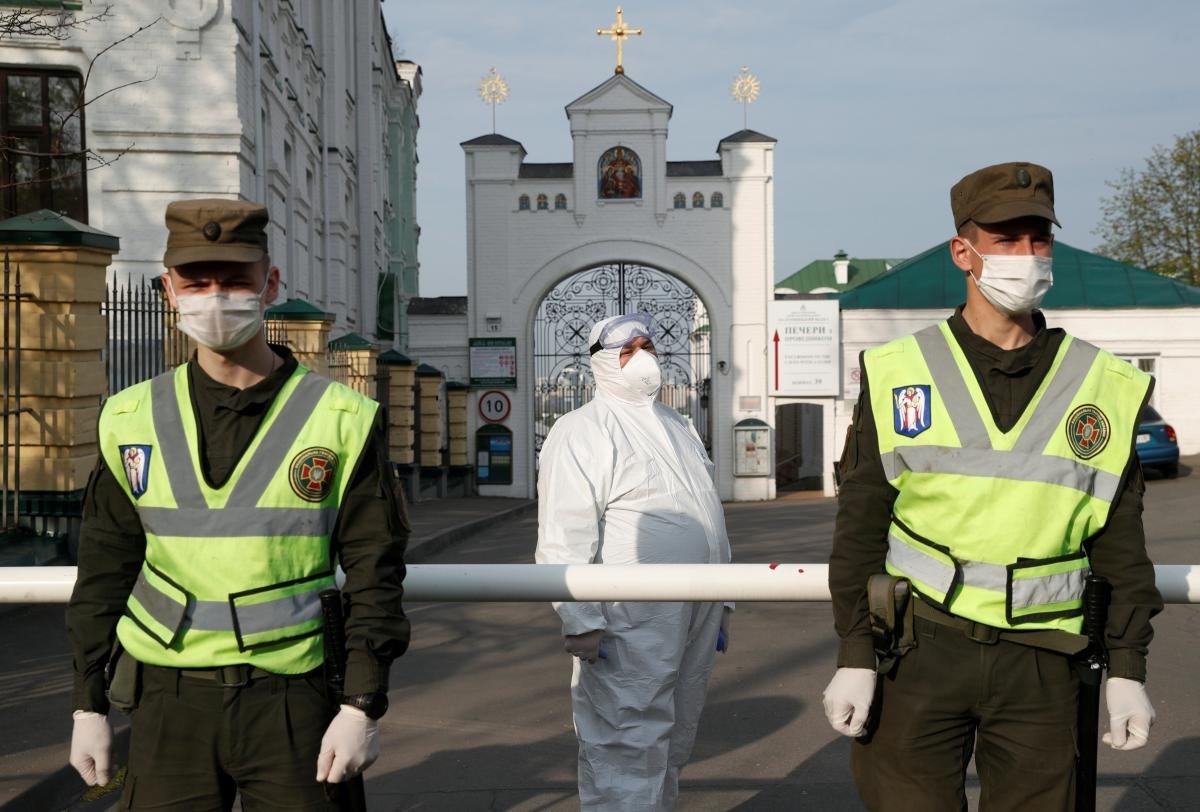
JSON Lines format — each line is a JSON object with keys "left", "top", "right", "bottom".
{"left": 458, "top": 72, "right": 777, "bottom": 501}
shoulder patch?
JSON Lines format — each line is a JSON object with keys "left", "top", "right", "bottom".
{"left": 289, "top": 447, "right": 339, "bottom": 502}
{"left": 892, "top": 385, "right": 932, "bottom": 438}
{"left": 118, "top": 444, "right": 152, "bottom": 498}
{"left": 1066, "top": 404, "right": 1110, "bottom": 459}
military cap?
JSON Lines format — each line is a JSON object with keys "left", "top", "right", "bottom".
{"left": 950, "top": 162, "right": 1059, "bottom": 230}
{"left": 162, "top": 198, "right": 269, "bottom": 267}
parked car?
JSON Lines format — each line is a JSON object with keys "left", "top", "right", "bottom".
{"left": 1136, "top": 405, "right": 1179, "bottom": 478}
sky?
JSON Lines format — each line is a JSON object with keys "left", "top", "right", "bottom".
{"left": 381, "top": 1, "right": 1200, "bottom": 297}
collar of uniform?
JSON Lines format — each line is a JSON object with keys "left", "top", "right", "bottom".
{"left": 947, "top": 305, "right": 1059, "bottom": 376}
{"left": 187, "top": 344, "right": 299, "bottom": 416}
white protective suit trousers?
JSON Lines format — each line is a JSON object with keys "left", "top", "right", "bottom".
{"left": 572, "top": 599, "right": 723, "bottom": 811}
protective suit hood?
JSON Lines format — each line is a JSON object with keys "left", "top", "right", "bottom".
{"left": 589, "top": 315, "right": 661, "bottom": 406}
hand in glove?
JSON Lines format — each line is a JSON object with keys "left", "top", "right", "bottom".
{"left": 1102, "top": 677, "right": 1155, "bottom": 751}
{"left": 822, "top": 667, "right": 876, "bottom": 737}
{"left": 315, "top": 706, "right": 380, "bottom": 783}
{"left": 69, "top": 710, "right": 114, "bottom": 786}
{"left": 564, "top": 629, "right": 605, "bottom": 663}
{"left": 717, "top": 607, "right": 733, "bottom": 653}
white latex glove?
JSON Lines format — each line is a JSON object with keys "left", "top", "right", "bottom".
{"left": 69, "top": 710, "right": 114, "bottom": 786}
{"left": 718, "top": 607, "right": 733, "bottom": 653}
{"left": 564, "top": 629, "right": 605, "bottom": 664}
{"left": 822, "top": 667, "right": 876, "bottom": 737}
{"left": 1102, "top": 677, "right": 1155, "bottom": 751}
{"left": 315, "top": 706, "right": 380, "bottom": 783}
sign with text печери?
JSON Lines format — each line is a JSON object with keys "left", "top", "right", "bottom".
{"left": 469, "top": 337, "right": 517, "bottom": 388}
{"left": 768, "top": 300, "right": 840, "bottom": 397}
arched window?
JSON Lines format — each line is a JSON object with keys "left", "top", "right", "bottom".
{"left": 597, "top": 146, "right": 642, "bottom": 199}
{"left": 537, "top": 193, "right": 549, "bottom": 210}
{"left": 692, "top": 192, "right": 704, "bottom": 209}
{"left": 518, "top": 194, "right": 530, "bottom": 211}
{"left": 554, "top": 193, "right": 567, "bottom": 210}
{"left": 673, "top": 192, "right": 686, "bottom": 209}
{"left": 711, "top": 192, "right": 724, "bottom": 208}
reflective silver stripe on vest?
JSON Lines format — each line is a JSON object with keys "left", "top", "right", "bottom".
{"left": 913, "top": 325, "right": 991, "bottom": 449}
{"left": 959, "top": 558, "right": 1008, "bottom": 592}
{"left": 151, "top": 372, "right": 205, "bottom": 509}
{"left": 137, "top": 506, "right": 339, "bottom": 538}
{"left": 1011, "top": 339, "right": 1100, "bottom": 454}
{"left": 226, "top": 374, "right": 334, "bottom": 507}
{"left": 886, "top": 534, "right": 956, "bottom": 595}
{"left": 1011, "top": 567, "right": 1089, "bottom": 613}
{"left": 129, "top": 570, "right": 186, "bottom": 627}
{"left": 188, "top": 589, "right": 325, "bottom": 633}
{"left": 881, "top": 446, "right": 1122, "bottom": 504}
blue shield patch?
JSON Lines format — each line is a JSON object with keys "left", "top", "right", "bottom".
{"left": 118, "top": 444, "right": 152, "bottom": 498}
{"left": 892, "top": 385, "right": 931, "bottom": 438}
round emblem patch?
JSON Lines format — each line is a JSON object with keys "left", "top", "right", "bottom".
{"left": 289, "top": 447, "right": 339, "bottom": 502}
{"left": 1066, "top": 404, "right": 1110, "bottom": 460}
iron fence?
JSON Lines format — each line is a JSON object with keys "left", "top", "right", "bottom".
{"left": 102, "top": 279, "right": 187, "bottom": 393}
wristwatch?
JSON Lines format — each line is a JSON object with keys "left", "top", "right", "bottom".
{"left": 342, "top": 692, "right": 389, "bottom": 720}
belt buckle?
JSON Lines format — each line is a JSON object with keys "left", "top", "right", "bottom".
{"left": 219, "top": 665, "right": 250, "bottom": 688}
{"left": 966, "top": 621, "right": 1000, "bottom": 645}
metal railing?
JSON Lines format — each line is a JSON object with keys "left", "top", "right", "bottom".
{"left": 2, "top": 563, "right": 1198, "bottom": 604}
{"left": 102, "top": 279, "right": 186, "bottom": 393}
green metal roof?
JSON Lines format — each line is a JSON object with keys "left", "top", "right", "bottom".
{"left": 777, "top": 255, "right": 902, "bottom": 294}
{"left": 328, "top": 332, "right": 373, "bottom": 351}
{"left": 377, "top": 349, "right": 414, "bottom": 365}
{"left": 0, "top": 209, "right": 119, "bottom": 251}
{"left": 416, "top": 363, "right": 443, "bottom": 377}
{"left": 265, "top": 298, "right": 331, "bottom": 321}
{"left": 837, "top": 241, "right": 1200, "bottom": 310}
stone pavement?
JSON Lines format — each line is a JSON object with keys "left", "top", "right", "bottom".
{"left": 0, "top": 496, "right": 534, "bottom": 811}
{"left": 3, "top": 463, "right": 1199, "bottom": 810}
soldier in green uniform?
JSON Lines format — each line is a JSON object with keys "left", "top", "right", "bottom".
{"left": 66, "top": 199, "right": 410, "bottom": 810}
{"left": 823, "top": 163, "right": 1164, "bottom": 810}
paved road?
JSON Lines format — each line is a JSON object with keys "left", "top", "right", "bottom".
{"left": 367, "top": 464, "right": 1200, "bottom": 810}
{"left": 2, "top": 468, "right": 1197, "bottom": 810}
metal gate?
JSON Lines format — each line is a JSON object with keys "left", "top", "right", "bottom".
{"left": 533, "top": 263, "right": 711, "bottom": 456}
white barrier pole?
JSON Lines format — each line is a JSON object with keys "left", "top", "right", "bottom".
{"left": 3, "top": 564, "right": 1200, "bottom": 604}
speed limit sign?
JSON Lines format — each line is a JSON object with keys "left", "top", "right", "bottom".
{"left": 478, "top": 390, "right": 512, "bottom": 424}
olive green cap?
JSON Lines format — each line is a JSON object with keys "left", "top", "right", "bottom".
{"left": 950, "top": 162, "right": 1060, "bottom": 230}
{"left": 162, "top": 198, "right": 269, "bottom": 267}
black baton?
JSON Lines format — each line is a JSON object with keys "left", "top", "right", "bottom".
{"left": 1075, "top": 575, "right": 1110, "bottom": 812}
{"left": 318, "top": 588, "right": 367, "bottom": 811}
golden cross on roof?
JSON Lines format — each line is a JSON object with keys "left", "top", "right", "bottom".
{"left": 596, "top": 6, "right": 643, "bottom": 75}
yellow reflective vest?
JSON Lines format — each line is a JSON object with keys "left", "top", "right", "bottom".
{"left": 98, "top": 363, "right": 378, "bottom": 672}
{"left": 865, "top": 321, "right": 1151, "bottom": 633}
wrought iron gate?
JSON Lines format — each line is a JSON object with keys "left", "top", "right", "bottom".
{"left": 533, "top": 263, "right": 711, "bottom": 456}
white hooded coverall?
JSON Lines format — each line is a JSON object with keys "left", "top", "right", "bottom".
{"left": 536, "top": 315, "right": 732, "bottom": 810}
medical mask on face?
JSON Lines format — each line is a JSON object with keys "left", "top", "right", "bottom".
{"left": 170, "top": 277, "right": 268, "bottom": 352}
{"left": 620, "top": 349, "right": 662, "bottom": 399}
{"left": 965, "top": 241, "right": 1054, "bottom": 316}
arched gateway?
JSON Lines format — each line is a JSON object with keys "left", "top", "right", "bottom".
{"left": 533, "top": 263, "right": 711, "bottom": 456}
{"left": 460, "top": 71, "right": 775, "bottom": 501}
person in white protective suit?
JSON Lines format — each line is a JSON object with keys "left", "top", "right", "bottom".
{"left": 535, "top": 313, "right": 733, "bottom": 811}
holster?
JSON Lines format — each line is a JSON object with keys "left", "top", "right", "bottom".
{"left": 104, "top": 641, "right": 142, "bottom": 714}
{"left": 867, "top": 574, "right": 916, "bottom": 675}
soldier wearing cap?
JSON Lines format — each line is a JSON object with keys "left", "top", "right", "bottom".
{"left": 823, "top": 163, "right": 1163, "bottom": 808}
{"left": 66, "top": 199, "right": 410, "bottom": 810}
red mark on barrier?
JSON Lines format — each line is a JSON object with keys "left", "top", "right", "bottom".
{"left": 769, "top": 563, "right": 780, "bottom": 570}
{"left": 797, "top": 568, "right": 805, "bottom": 573}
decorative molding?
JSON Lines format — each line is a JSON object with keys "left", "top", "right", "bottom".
{"left": 161, "top": 0, "right": 222, "bottom": 61}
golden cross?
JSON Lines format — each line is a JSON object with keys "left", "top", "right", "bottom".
{"left": 596, "top": 6, "right": 643, "bottom": 75}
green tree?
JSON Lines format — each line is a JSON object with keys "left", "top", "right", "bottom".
{"left": 1095, "top": 129, "right": 1200, "bottom": 286}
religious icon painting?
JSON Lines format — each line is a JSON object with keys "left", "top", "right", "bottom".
{"left": 119, "top": 444, "right": 152, "bottom": 498}
{"left": 598, "top": 145, "right": 641, "bottom": 199}
{"left": 892, "top": 385, "right": 931, "bottom": 438}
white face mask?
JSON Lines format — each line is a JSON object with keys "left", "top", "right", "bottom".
{"left": 620, "top": 349, "right": 662, "bottom": 399}
{"left": 169, "top": 276, "right": 268, "bottom": 352}
{"left": 965, "top": 241, "right": 1054, "bottom": 315}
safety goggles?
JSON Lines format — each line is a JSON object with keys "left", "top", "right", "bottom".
{"left": 589, "top": 313, "right": 654, "bottom": 355}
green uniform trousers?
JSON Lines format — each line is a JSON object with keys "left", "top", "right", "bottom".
{"left": 851, "top": 613, "right": 1080, "bottom": 812}
{"left": 119, "top": 664, "right": 365, "bottom": 811}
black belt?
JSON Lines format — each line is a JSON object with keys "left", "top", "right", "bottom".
{"left": 170, "top": 664, "right": 280, "bottom": 688}
{"left": 913, "top": 599, "right": 1088, "bottom": 656}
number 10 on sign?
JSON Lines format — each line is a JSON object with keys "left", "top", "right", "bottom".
{"left": 479, "top": 390, "right": 512, "bottom": 424}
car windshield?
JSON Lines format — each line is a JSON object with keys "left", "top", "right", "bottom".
{"left": 1140, "top": 405, "right": 1163, "bottom": 422}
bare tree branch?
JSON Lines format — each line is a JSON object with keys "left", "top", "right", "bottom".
{"left": 0, "top": 4, "right": 113, "bottom": 42}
